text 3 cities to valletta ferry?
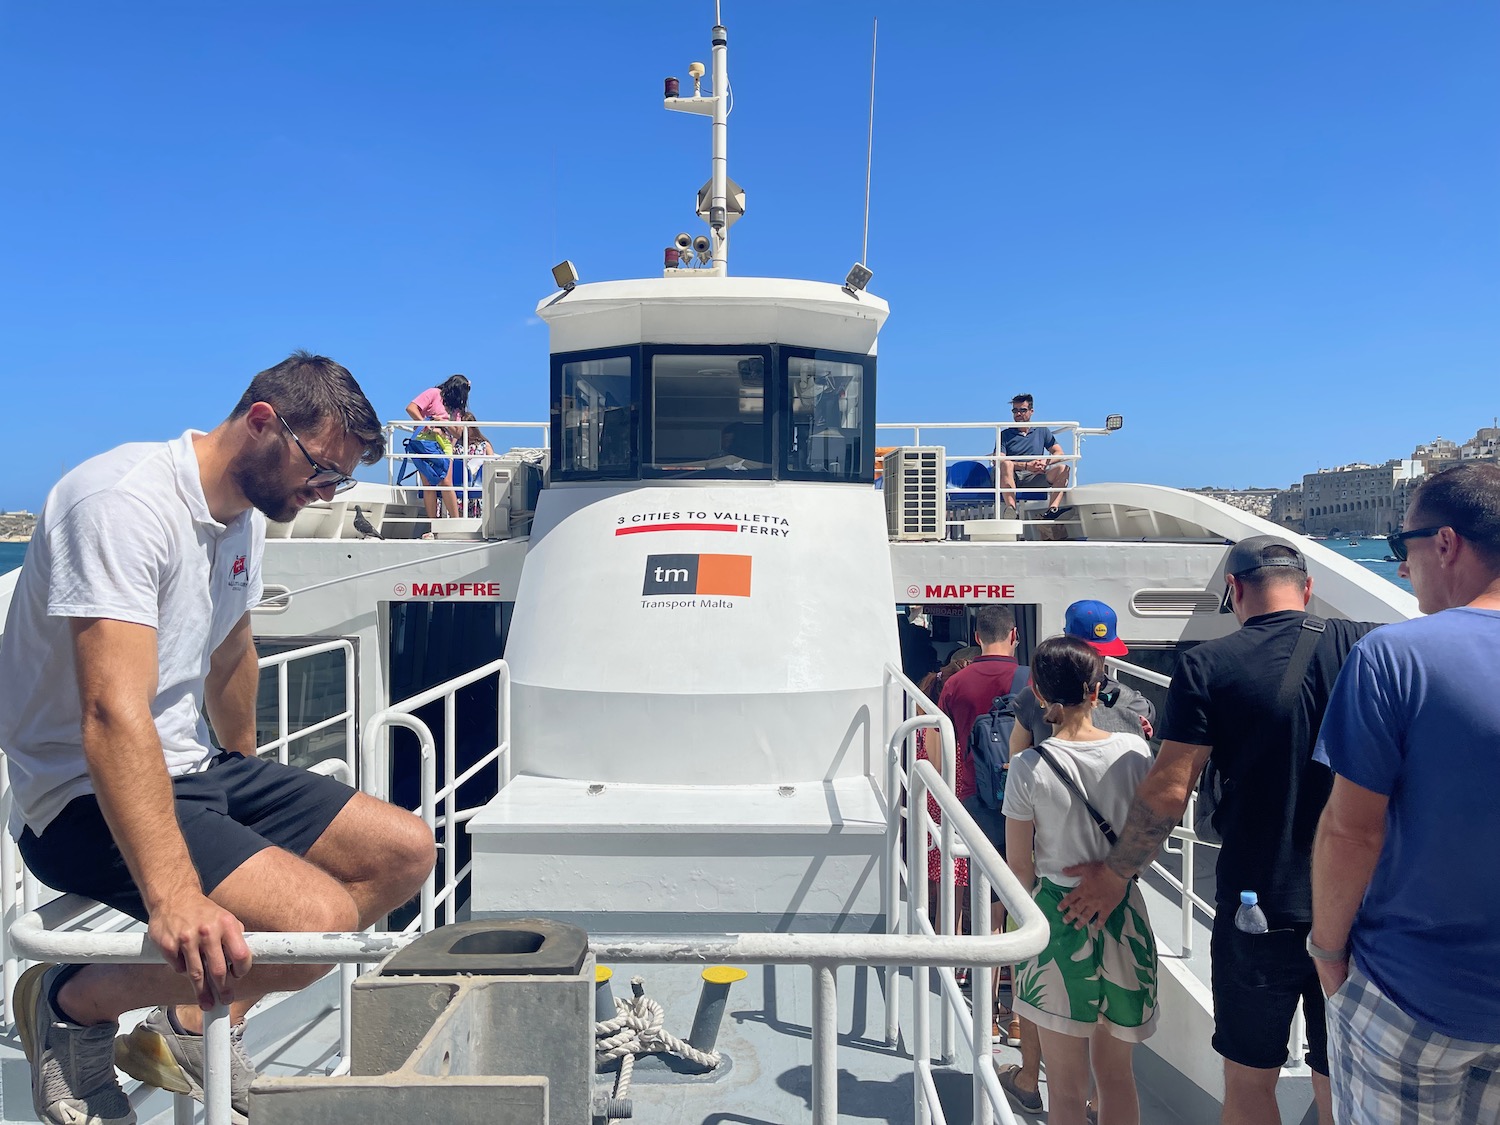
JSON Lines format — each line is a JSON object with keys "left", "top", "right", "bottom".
{"left": 0, "top": 9, "right": 1415, "bottom": 1125}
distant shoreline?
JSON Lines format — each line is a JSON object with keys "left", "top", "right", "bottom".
{"left": 0, "top": 535, "right": 30, "bottom": 543}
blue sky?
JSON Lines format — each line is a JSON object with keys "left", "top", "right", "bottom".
{"left": 2, "top": 1, "right": 1495, "bottom": 509}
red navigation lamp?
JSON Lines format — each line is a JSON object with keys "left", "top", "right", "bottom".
{"left": 663, "top": 247, "right": 679, "bottom": 269}
{"left": 664, "top": 77, "right": 680, "bottom": 98}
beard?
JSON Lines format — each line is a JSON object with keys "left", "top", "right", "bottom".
{"left": 231, "top": 442, "right": 302, "bottom": 524}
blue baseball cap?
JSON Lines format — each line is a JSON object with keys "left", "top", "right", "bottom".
{"left": 1063, "top": 599, "right": 1128, "bottom": 656}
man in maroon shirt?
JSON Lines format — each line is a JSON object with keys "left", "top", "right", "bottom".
{"left": 936, "top": 603, "right": 1023, "bottom": 1035}
{"left": 937, "top": 604, "right": 1022, "bottom": 843}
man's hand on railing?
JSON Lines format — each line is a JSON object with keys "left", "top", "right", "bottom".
{"left": 1057, "top": 862, "right": 1130, "bottom": 931}
{"left": 149, "top": 892, "right": 252, "bottom": 1010}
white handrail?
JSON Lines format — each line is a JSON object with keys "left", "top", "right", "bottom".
{"left": 256, "top": 639, "right": 357, "bottom": 774}
{"left": 383, "top": 419, "right": 548, "bottom": 496}
{"left": 882, "top": 662, "right": 1035, "bottom": 1125}
{"left": 361, "top": 658, "right": 512, "bottom": 929}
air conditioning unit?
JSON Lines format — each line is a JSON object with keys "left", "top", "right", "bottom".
{"left": 883, "top": 446, "right": 944, "bottom": 540}
{"left": 481, "top": 459, "right": 545, "bottom": 540}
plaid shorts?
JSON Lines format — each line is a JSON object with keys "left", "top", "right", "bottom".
{"left": 1326, "top": 963, "right": 1500, "bottom": 1125}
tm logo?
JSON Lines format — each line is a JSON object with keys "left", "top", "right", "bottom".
{"left": 642, "top": 554, "right": 752, "bottom": 597}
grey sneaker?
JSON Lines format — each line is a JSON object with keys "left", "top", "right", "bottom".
{"left": 14, "top": 963, "right": 135, "bottom": 1125}
{"left": 114, "top": 1007, "right": 254, "bottom": 1125}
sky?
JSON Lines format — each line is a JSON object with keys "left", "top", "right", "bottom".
{"left": 2, "top": 1, "right": 1496, "bottom": 510}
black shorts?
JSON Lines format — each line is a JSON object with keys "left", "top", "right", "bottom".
{"left": 18, "top": 751, "right": 356, "bottom": 922}
{"left": 1210, "top": 909, "right": 1329, "bottom": 1075}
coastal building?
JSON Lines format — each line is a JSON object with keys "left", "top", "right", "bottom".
{"left": 1268, "top": 483, "right": 1304, "bottom": 533}
{"left": 1189, "top": 487, "right": 1278, "bottom": 520}
{"left": 1461, "top": 426, "right": 1499, "bottom": 462}
{"left": 1411, "top": 437, "right": 1460, "bottom": 475}
{"left": 1301, "top": 460, "right": 1421, "bottom": 537}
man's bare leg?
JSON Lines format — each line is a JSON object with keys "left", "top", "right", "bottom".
{"left": 56, "top": 794, "right": 433, "bottom": 1029}
{"left": 1222, "top": 1060, "right": 1282, "bottom": 1125}
{"left": 1311, "top": 1071, "right": 1333, "bottom": 1125}
{"left": 54, "top": 845, "right": 361, "bottom": 1028}
{"left": 301, "top": 792, "right": 435, "bottom": 927}
{"left": 1045, "top": 462, "right": 1071, "bottom": 510}
{"left": 997, "top": 459, "right": 1019, "bottom": 510}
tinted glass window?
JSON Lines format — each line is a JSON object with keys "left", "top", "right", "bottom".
{"left": 785, "top": 356, "right": 866, "bottom": 479}
{"left": 559, "top": 356, "right": 632, "bottom": 474}
{"left": 648, "top": 353, "right": 767, "bottom": 474}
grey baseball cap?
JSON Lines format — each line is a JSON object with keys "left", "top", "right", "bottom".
{"left": 1220, "top": 535, "right": 1307, "bottom": 612}
{"left": 1225, "top": 535, "right": 1307, "bottom": 577}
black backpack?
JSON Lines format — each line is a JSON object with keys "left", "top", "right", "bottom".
{"left": 968, "top": 666, "right": 1030, "bottom": 810}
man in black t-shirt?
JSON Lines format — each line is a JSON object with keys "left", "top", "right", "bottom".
{"left": 1054, "top": 536, "right": 1378, "bottom": 1125}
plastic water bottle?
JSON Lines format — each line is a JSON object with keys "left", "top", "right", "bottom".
{"left": 1235, "top": 890, "right": 1269, "bottom": 934}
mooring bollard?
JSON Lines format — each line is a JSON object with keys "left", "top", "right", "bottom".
{"left": 687, "top": 965, "right": 748, "bottom": 1053}
{"left": 595, "top": 964, "right": 617, "bottom": 1022}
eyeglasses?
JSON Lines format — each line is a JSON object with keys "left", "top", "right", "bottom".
{"left": 1386, "top": 525, "right": 1446, "bottom": 562}
{"left": 1011, "top": 406, "right": 1033, "bottom": 414}
{"left": 278, "top": 414, "right": 357, "bottom": 493}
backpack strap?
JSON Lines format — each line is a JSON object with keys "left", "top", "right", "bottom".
{"left": 1031, "top": 741, "right": 1119, "bottom": 847}
{"left": 1275, "top": 614, "right": 1327, "bottom": 719}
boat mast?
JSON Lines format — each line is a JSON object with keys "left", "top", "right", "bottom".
{"left": 664, "top": 4, "right": 737, "bottom": 275}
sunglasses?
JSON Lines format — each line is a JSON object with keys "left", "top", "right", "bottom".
{"left": 1386, "top": 525, "right": 1447, "bottom": 562}
{"left": 278, "top": 414, "right": 357, "bottom": 493}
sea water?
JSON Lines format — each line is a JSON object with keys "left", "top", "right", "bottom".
{"left": 0, "top": 541, "right": 27, "bottom": 576}
{"left": 1321, "top": 538, "right": 1412, "bottom": 594}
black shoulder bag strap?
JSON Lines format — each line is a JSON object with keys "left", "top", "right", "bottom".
{"left": 1031, "top": 741, "right": 1120, "bottom": 847}
{"left": 1276, "top": 614, "right": 1327, "bottom": 721}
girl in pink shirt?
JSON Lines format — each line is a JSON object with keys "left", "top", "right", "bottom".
{"left": 405, "top": 375, "right": 470, "bottom": 524}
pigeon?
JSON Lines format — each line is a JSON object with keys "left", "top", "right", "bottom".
{"left": 352, "top": 505, "right": 384, "bottom": 540}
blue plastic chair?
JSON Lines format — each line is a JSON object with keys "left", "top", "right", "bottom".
{"left": 947, "top": 460, "right": 996, "bottom": 514}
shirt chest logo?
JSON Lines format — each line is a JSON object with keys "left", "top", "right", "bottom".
{"left": 227, "top": 554, "right": 248, "bottom": 589}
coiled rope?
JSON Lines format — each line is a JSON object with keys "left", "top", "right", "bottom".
{"left": 595, "top": 976, "right": 722, "bottom": 1100}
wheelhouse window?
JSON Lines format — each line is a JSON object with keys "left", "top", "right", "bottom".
{"left": 784, "top": 354, "right": 871, "bottom": 481}
{"left": 558, "top": 355, "right": 633, "bottom": 476}
{"left": 646, "top": 352, "right": 769, "bottom": 477}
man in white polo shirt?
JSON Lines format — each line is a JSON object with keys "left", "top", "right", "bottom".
{"left": 0, "top": 352, "right": 436, "bottom": 1125}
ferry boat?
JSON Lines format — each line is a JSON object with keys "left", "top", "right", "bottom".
{"left": 0, "top": 11, "right": 1418, "bottom": 1125}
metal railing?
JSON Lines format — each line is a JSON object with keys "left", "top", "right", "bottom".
{"left": 360, "top": 657, "right": 513, "bottom": 931}
{"left": 8, "top": 898, "right": 413, "bottom": 1125}
{"left": 7, "top": 650, "right": 1046, "bottom": 1125}
{"left": 381, "top": 419, "right": 547, "bottom": 527}
{"left": 882, "top": 662, "right": 1049, "bottom": 1125}
{"left": 257, "top": 639, "right": 357, "bottom": 778}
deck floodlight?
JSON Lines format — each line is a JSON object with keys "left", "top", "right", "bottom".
{"left": 843, "top": 262, "right": 873, "bottom": 296}
{"left": 1106, "top": 414, "right": 1124, "bottom": 431}
{"left": 552, "top": 260, "right": 579, "bottom": 292}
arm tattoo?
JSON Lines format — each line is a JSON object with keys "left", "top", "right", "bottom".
{"left": 1105, "top": 797, "right": 1181, "bottom": 879}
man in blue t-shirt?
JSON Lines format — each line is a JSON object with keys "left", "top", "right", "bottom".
{"left": 1311, "top": 461, "right": 1500, "bottom": 1124}
{"left": 998, "top": 392, "right": 1070, "bottom": 519}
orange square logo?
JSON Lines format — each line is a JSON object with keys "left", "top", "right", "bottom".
{"left": 694, "top": 553, "right": 752, "bottom": 597}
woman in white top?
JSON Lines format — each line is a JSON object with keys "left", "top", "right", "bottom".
{"left": 1002, "top": 635, "right": 1158, "bottom": 1125}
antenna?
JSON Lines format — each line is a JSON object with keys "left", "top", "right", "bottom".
{"left": 862, "top": 18, "right": 877, "bottom": 266}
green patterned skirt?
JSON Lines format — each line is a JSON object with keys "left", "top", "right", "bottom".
{"left": 1012, "top": 876, "right": 1159, "bottom": 1042}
